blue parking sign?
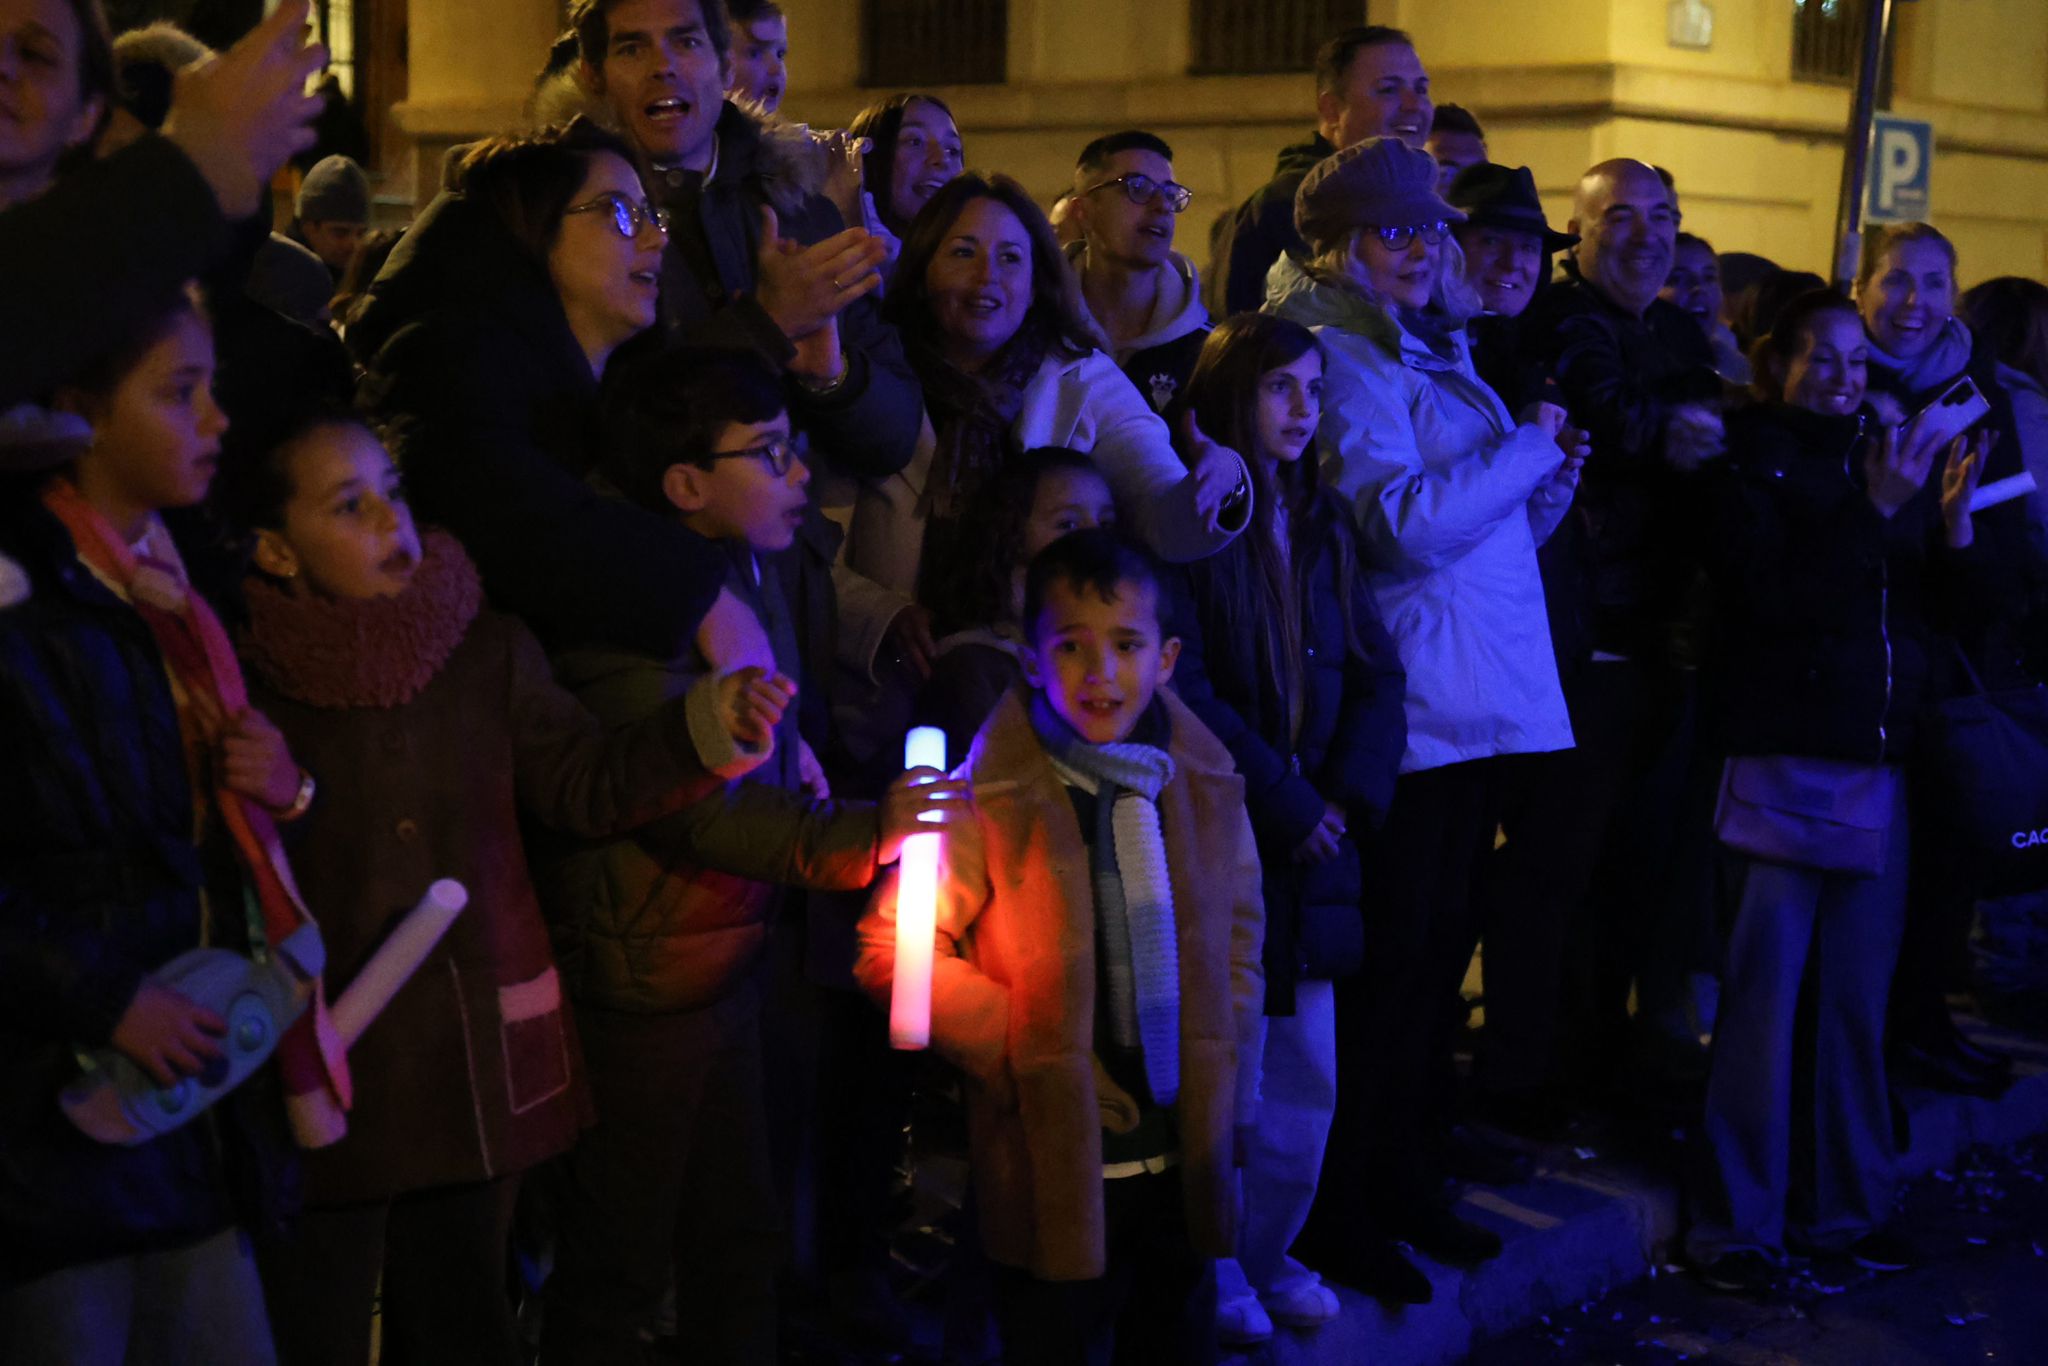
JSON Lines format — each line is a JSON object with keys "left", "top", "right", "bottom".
{"left": 1868, "top": 115, "right": 1933, "bottom": 223}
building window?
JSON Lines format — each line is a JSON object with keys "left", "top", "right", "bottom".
{"left": 1190, "top": 0, "right": 1361, "bottom": 76}
{"left": 1792, "top": 0, "right": 1865, "bottom": 85}
{"left": 863, "top": 0, "right": 1008, "bottom": 87}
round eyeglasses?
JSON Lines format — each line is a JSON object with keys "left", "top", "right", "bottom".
{"left": 1082, "top": 172, "right": 1194, "bottom": 215}
{"left": 1373, "top": 221, "right": 1451, "bottom": 252}
{"left": 704, "top": 436, "right": 802, "bottom": 477}
{"left": 566, "top": 193, "right": 672, "bottom": 240}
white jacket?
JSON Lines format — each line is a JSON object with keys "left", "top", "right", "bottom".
{"left": 1268, "top": 259, "right": 1574, "bottom": 773}
{"left": 822, "top": 347, "right": 1249, "bottom": 678}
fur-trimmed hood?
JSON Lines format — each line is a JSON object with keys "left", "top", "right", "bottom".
{"left": 527, "top": 73, "right": 829, "bottom": 220}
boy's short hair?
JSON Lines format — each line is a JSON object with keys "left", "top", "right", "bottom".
{"left": 1314, "top": 25, "right": 1413, "bottom": 98}
{"left": 1430, "top": 103, "right": 1484, "bottom": 140}
{"left": 727, "top": 0, "right": 783, "bottom": 21}
{"left": 1076, "top": 130, "right": 1174, "bottom": 175}
{"left": 605, "top": 347, "right": 790, "bottom": 511}
{"left": 1022, "top": 527, "right": 1164, "bottom": 642}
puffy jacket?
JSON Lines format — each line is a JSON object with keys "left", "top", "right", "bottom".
{"left": 352, "top": 190, "right": 726, "bottom": 660}
{"left": 1268, "top": 259, "right": 1575, "bottom": 773}
{"left": 1167, "top": 489, "right": 1406, "bottom": 1011}
{"left": 1707, "top": 402, "right": 1971, "bottom": 761}
{"left": 1517, "top": 270, "right": 1722, "bottom": 661}
{"left": 0, "top": 500, "right": 287, "bottom": 1284}
{"left": 538, "top": 552, "right": 882, "bottom": 1013}
{"left": 1211, "top": 132, "right": 1334, "bottom": 318}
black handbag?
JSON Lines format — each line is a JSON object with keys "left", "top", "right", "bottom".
{"left": 1920, "top": 650, "right": 2048, "bottom": 896}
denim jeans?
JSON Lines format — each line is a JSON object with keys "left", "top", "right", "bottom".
{"left": 0, "top": 1226, "right": 276, "bottom": 1366}
{"left": 1687, "top": 788, "right": 1910, "bottom": 1261}
{"left": 1219, "top": 979, "right": 1337, "bottom": 1301}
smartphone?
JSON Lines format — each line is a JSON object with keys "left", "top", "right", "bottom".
{"left": 1913, "top": 374, "right": 1993, "bottom": 449}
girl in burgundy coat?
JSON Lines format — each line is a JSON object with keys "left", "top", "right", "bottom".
{"left": 222, "top": 410, "right": 789, "bottom": 1366}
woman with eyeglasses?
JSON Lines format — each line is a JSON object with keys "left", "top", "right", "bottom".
{"left": 858, "top": 172, "right": 1250, "bottom": 642}
{"left": 1267, "top": 138, "right": 1584, "bottom": 1301}
{"left": 353, "top": 119, "right": 733, "bottom": 665}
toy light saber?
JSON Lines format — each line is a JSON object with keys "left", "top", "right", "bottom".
{"left": 889, "top": 727, "right": 946, "bottom": 1050}
{"left": 332, "top": 879, "right": 469, "bottom": 1047}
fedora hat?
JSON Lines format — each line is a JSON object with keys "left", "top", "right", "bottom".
{"left": 1446, "top": 163, "right": 1578, "bottom": 255}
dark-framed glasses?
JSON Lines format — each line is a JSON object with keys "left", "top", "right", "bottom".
{"left": 1374, "top": 220, "right": 1451, "bottom": 251}
{"left": 1084, "top": 172, "right": 1194, "bottom": 214}
{"left": 566, "top": 192, "right": 671, "bottom": 240}
{"left": 705, "top": 436, "right": 803, "bottom": 477}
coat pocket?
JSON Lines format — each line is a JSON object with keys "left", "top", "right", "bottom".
{"left": 498, "top": 965, "right": 571, "bottom": 1115}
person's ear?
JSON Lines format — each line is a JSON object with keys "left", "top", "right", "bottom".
{"left": 578, "top": 58, "right": 604, "bottom": 94}
{"left": 1018, "top": 643, "right": 1044, "bottom": 688}
{"left": 1156, "top": 635, "right": 1181, "bottom": 685}
{"left": 252, "top": 529, "right": 301, "bottom": 582}
{"left": 1315, "top": 89, "right": 1343, "bottom": 137}
{"left": 661, "top": 463, "right": 710, "bottom": 513}
{"left": 65, "top": 96, "right": 104, "bottom": 155}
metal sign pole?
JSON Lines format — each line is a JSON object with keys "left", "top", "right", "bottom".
{"left": 1832, "top": 0, "right": 1901, "bottom": 291}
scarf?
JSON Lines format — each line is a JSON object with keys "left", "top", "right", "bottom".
{"left": 239, "top": 530, "right": 483, "bottom": 709}
{"left": 1863, "top": 316, "right": 1975, "bottom": 399}
{"left": 41, "top": 478, "right": 353, "bottom": 1148}
{"left": 1029, "top": 692, "right": 1181, "bottom": 1106}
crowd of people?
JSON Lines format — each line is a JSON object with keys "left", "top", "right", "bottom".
{"left": 4, "top": 1, "right": 2047, "bottom": 1362}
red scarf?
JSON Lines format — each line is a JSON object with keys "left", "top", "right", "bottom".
{"left": 42, "top": 478, "right": 353, "bottom": 1148}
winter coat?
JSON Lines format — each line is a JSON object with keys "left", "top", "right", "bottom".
{"left": 827, "top": 348, "right": 1250, "bottom": 612}
{"left": 1517, "top": 269, "right": 1723, "bottom": 661}
{"left": 237, "top": 535, "right": 744, "bottom": 1206}
{"left": 541, "top": 550, "right": 882, "bottom": 1015}
{"left": 1268, "top": 259, "right": 1575, "bottom": 773}
{"left": 1865, "top": 317, "right": 2042, "bottom": 688}
{"left": 1166, "top": 490, "right": 1406, "bottom": 1012}
{"left": 0, "top": 500, "right": 286, "bottom": 1284}
{"left": 641, "top": 102, "right": 924, "bottom": 481}
{"left": 1992, "top": 362, "right": 2048, "bottom": 538}
{"left": 1211, "top": 131, "right": 1333, "bottom": 318}
{"left": 0, "top": 135, "right": 228, "bottom": 408}
{"left": 854, "top": 689, "right": 1265, "bottom": 1282}
{"left": 1706, "top": 402, "right": 1984, "bottom": 762}
{"left": 1066, "top": 243, "right": 1212, "bottom": 416}
{"left": 351, "top": 189, "right": 726, "bottom": 661}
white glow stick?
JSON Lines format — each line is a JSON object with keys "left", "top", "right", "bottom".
{"left": 1970, "top": 471, "right": 2037, "bottom": 514}
{"left": 332, "top": 880, "right": 469, "bottom": 1048}
{"left": 889, "top": 727, "right": 946, "bottom": 1050}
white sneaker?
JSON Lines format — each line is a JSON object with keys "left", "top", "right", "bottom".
{"left": 1262, "top": 1278, "right": 1341, "bottom": 1329}
{"left": 1216, "top": 1292, "right": 1274, "bottom": 1345}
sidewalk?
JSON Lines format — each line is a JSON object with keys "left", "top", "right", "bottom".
{"left": 1231, "top": 1017, "right": 2048, "bottom": 1366}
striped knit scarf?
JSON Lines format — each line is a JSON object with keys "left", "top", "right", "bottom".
{"left": 42, "top": 478, "right": 353, "bottom": 1148}
{"left": 1029, "top": 693, "right": 1181, "bottom": 1106}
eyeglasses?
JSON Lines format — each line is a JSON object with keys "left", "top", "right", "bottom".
{"left": 566, "top": 193, "right": 671, "bottom": 240}
{"left": 1082, "top": 173, "right": 1194, "bottom": 215}
{"left": 704, "top": 437, "right": 803, "bottom": 477}
{"left": 1373, "top": 221, "right": 1451, "bottom": 251}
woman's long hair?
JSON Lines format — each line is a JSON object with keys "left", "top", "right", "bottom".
{"left": 1960, "top": 276, "right": 2048, "bottom": 395}
{"left": 1305, "top": 227, "right": 1481, "bottom": 329}
{"left": 1177, "top": 314, "right": 1373, "bottom": 742}
{"left": 848, "top": 93, "right": 958, "bottom": 238}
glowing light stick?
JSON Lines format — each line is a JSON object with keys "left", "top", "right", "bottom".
{"left": 332, "top": 879, "right": 469, "bottom": 1048}
{"left": 890, "top": 727, "right": 946, "bottom": 1050}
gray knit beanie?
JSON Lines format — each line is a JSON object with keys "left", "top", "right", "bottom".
{"left": 296, "top": 155, "right": 371, "bottom": 224}
{"left": 1295, "top": 138, "right": 1465, "bottom": 257}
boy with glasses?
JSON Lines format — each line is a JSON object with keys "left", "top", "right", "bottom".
{"left": 1069, "top": 130, "right": 1211, "bottom": 415}
{"left": 533, "top": 346, "right": 968, "bottom": 1364}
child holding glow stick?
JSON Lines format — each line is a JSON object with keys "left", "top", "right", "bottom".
{"left": 217, "top": 407, "right": 790, "bottom": 1365}
{"left": 535, "top": 347, "right": 968, "bottom": 1365}
{"left": 858, "top": 529, "right": 1265, "bottom": 1365}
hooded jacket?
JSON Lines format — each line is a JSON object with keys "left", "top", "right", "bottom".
{"left": 1067, "top": 242, "right": 1212, "bottom": 416}
{"left": 1210, "top": 132, "right": 1334, "bottom": 318}
{"left": 1268, "top": 258, "right": 1575, "bottom": 773}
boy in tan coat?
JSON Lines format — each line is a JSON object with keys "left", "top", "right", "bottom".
{"left": 858, "top": 529, "right": 1265, "bottom": 1364}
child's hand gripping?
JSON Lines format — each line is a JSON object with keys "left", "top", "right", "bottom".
{"left": 713, "top": 666, "right": 798, "bottom": 751}
{"left": 876, "top": 767, "right": 973, "bottom": 866}
{"left": 112, "top": 982, "right": 226, "bottom": 1087}
{"left": 219, "top": 707, "right": 304, "bottom": 813}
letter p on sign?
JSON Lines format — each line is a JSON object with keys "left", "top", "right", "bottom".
{"left": 1868, "top": 115, "right": 1934, "bottom": 223}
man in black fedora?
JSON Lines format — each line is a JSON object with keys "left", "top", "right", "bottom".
{"left": 1446, "top": 162, "right": 1577, "bottom": 410}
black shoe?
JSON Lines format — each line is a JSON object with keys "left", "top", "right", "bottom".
{"left": 1892, "top": 1040, "right": 2013, "bottom": 1099}
{"left": 1389, "top": 1204, "right": 1503, "bottom": 1267}
{"left": 1695, "top": 1249, "right": 1776, "bottom": 1295}
{"left": 1846, "top": 1228, "right": 1917, "bottom": 1273}
{"left": 1444, "top": 1123, "right": 1536, "bottom": 1187}
{"left": 1315, "top": 1236, "right": 1434, "bottom": 1306}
